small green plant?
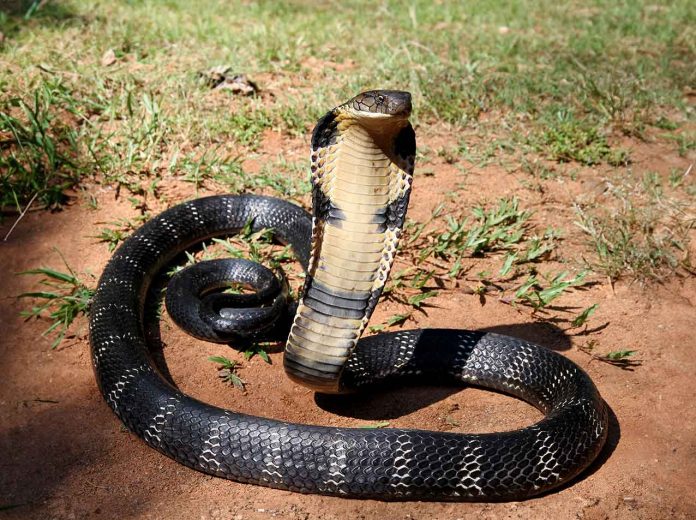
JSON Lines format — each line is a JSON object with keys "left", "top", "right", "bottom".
{"left": 178, "top": 150, "right": 236, "bottom": 189}
{"left": 208, "top": 355, "right": 246, "bottom": 390}
{"left": 18, "top": 262, "right": 94, "bottom": 348}
{"left": 604, "top": 349, "right": 638, "bottom": 362}
{"left": 255, "top": 157, "right": 312, "bottom": 197}
{"left": 242, "top": 345, "right": 271, "bottom": 363}
{"left": 668, "top": 165, "right": 691, "bottom": 189}
{"left": 224, "top": 105, "right": 273, "bottom": 147}
{"left": 662, "top": 131, "right": 695, "bottom": 157}
{"left": 369, "top": 289, "right": 438, "bottom": 332}
{"left": 498, "top": 229, "right": 559, "bottom": 277}
{"left": 571, "top": 303, "right": 599, "bottom": 328}
{"left": 580, "top": 341, "right": 641, "bottom": 369}
{"left": 211, "top": 218, "right": 294, "bottom": 268}
{"left": 510, "top": 271, "right": 587, "bottom": 312}
{"left": 521, "top": 157, "right": 558, "bottom": 180}
{"left": 417, "top": 197, "right": 531, "bottom": 270}
{"left": 94, "top": 216, "right": 148, "bottom": 251}
{"left": 0, "top": 80, "right": 86, "bottom": 209}
{"left": 574, "top": 191, "right": 693, "bottom": 281}
{"left": 535, "top": 110, "right": 629, "bottom": 166}
{"left": 407, "top": 290, "right": 439, "bottom": 309}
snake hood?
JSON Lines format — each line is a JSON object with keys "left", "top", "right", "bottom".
{"left": 286, "top": 90, "right": 416, "bottom": 392}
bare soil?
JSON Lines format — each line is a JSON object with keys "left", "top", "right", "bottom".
{"left": 1, "top": 127, "right": 695, "bottom": 520}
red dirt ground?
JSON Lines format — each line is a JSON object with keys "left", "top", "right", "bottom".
{"left": 1, "top": 127, "right": 695, "bottom": 519}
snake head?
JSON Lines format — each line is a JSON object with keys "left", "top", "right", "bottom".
{"left": 344, "top": 90, "right": 412, "bottom": 119}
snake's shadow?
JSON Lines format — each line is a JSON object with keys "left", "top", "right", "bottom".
{"left": 315, "top": 383, "right": 460, "bottom": 421}
{"left": 478, "top": 322, "right": 573, "bottom": 351}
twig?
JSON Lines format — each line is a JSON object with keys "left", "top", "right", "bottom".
{"left": 3, "top": 193, "right": 38, "bottom": 242}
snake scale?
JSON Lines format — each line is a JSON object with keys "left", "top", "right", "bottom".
{"left": 90, "top": 90, "right": 608, "bottom": 501}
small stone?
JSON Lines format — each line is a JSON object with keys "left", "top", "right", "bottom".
{"left": 101, "top": 48, "right": 117, "bottom": 67}
{"left": 623, "top": 496, "right": 639, "bottom": 509}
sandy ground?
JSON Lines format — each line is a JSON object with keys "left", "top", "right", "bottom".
{"left": 1, "top": 127, "right": 695, "bottom": 520}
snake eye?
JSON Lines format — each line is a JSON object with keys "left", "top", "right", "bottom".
{"left": 377, "top": 95, "right": 385, "bottom": 104}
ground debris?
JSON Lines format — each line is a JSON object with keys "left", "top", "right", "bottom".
{"left": 198, "top": 66, "right": 259, "bottom": 96}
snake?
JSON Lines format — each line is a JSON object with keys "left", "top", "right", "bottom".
{"left": 89, "top": 90, "right": 608, "bottom": 501}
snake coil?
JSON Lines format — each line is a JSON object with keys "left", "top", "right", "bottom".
{"left": 90, "top": 91, "right": 607, "bottom": 501}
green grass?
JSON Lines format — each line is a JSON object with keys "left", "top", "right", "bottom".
{"left": 579, "top": 340, "right": 642, "bottom": 369}
{"left": 94, "top": 215, "right": 148, "bottom": 251}
{"left": 0, "top": 79, "right": 89, "bottom": 209}
{"left": 410, "top": 197, "right": 531, "bottom": 264}
{"left": 509, "top": 270, "right": 588, "bottom": 312}
{"left": 533, "top": 108, "right": 630, "bottom": 166}
{"left": 574, "top": 169, "right": 695, "bottom": 281}
{"left": 375, "top": 196, "right": 589, "bottom": 329}
{"left": 18, "top": 261, "right": 95, "bottom": 348}
{"left": 3, "top": 0, "right": 694, "bottom": 335}
{"left": 1, "top": 0, "right": 693, "bottom": 208}
{"left": 407, "top": 197, "right": 562, "bottom": 282}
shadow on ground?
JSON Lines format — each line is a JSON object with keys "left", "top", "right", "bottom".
{"left": 0, "top": 394, "right": 156, "bottom": 519}
{"left": 0, "top": 1, "right": 83, "bottom": 40}
{"left": 479, "top": 321, "right": 573, "bottom": 351}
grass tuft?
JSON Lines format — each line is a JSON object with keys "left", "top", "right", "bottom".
{"left": 0, "top": 79, "right": 88, "bottom": 209}
{"left": 574, "top": 171, "right": 694, "bottom": 281}
{"left": 18, "top": 260, "right": 95, "bottom": 348}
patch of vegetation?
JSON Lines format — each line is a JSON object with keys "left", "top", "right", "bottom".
{"left": 533, "top": 109, "right": 629, "bottom": 166}
{"left": 580, "top": 340, "right": 642, "bottom": 370}
{"left": 208, "top": 355, "right": 246, "bottom": 390}
{"left": 18, "top": 261, "right": 95, "bottom": 348}
{"left": 94, "top": 216, "right": 148, "bottom": 251}
{"left": 176, "top": 152, "right": 245, "bottom": 190}
{"left": 663, "top": 131, "right": 695, "bottom": 158}
{"left": 369, "top": 288, "right": 439, "bottom": 332}
{"left": 507, "top": 271, "right": 588, "bottom": 312}
{"left": 242, "top": 345, "right": 270, "bottom": 364}
{"left": 574, "top": 170, "right": 694, "bottom": 281}
{"left": 414, "top": 197, "right": 532, "bottom": 265}
{"left": 1, "top": 0, "right": 692, "bottom": 211}
{"left": 0, "top": 80, "right": 89, "bottom": 209}
{"left": 211, "top": 219, "right": 295, "bottom": 269}
{"left": 571, "top": 303, "right": 599, "bottom": 328}
{"left": 406, "top": 197, "right": 561, "bottom": 282}
{"left": 175, "top": 151, "right": 309, "bottom": 198}
{"left": 375, "top": 196, "right": 589, "bottom": 329}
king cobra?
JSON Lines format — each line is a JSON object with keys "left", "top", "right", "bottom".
{"left": 90, "top": 90, "right": 608, "bottom": 501}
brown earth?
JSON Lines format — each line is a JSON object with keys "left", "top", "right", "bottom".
{"left": 1, "top": 125, "right": 695, "bottom": 520}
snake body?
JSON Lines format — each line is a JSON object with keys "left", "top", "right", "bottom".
{"left": 90, "top": 91, "right": 608, "bottom": 501}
